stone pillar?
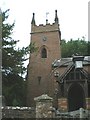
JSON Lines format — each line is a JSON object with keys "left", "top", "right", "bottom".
{"left": 86, "top": 98, "right": 90, "bottom": 110}
{"left": 34, "top": 94, "right": 53, "bottom": 118}
{"left": 58, "top": 98, "right": 68, "bottom": 112}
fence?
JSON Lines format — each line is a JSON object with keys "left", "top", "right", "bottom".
{"left": 56, "top": 108, "right": 90, "bottom": 119}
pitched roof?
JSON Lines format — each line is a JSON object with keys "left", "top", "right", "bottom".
{"left": 52, "top": 56, "right": 90, "bottom": 68}
{"left": 52, "top": 56, "right": 90, "bottom": 83}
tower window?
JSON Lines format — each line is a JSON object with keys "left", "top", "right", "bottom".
{"left": 38, "top": 76, "right": 41, "bottom": 85}
{"left": 41, "top": 48, "right": 47, "bottom": 58}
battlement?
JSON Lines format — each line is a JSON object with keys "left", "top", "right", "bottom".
{"left": 31, "top": 10, "right": 60, "bottom": 34}
{"left": 31, "top": 22, "right": 60, "bottom": 34}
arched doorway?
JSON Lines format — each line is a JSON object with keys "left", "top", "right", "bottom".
{"left": 68, "top": 83, "right": 85, "bottom": 112}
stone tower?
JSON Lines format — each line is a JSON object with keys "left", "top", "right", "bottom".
{"left": 27, "top": 10, "right": 61, "bottom": 106}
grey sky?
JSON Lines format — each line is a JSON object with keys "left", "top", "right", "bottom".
{"left": 1, "top": 0, "right": 89, "bottom": 47}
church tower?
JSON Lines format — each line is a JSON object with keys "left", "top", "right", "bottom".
{"left": 27, "top": 10, "right": 61, "bottom": 106}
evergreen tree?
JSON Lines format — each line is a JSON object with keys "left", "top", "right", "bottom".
{"left": 2, "top": 9, "right": 36, "bottom": 106}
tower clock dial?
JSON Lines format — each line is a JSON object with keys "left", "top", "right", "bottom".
{"left": 42, "top": 36, "right": 47, "bottom": 41}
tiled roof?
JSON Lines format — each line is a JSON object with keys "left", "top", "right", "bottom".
{"left": 52, "top": 56, "right": 90, "bottom": 67}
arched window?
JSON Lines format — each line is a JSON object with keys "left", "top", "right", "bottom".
{"left": 41, "top": 48, "right": 47, "bottom": 58}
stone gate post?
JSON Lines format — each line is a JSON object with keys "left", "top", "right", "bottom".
{"left": 34, "top": 94, "right": 54, "bottom": 118}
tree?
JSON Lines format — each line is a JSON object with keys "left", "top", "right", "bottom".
{"left": 2, "top": 9, "right": 36, "bottom": 106}
{"left": 61, "top": 38, "right": 89, "bottom": 58}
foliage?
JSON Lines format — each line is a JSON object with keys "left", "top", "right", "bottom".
{"left": 2, "top": 9, "right": 36, "bottom": 106}
{"left": 61, "top": 38, "right": 90, "bottom": 58}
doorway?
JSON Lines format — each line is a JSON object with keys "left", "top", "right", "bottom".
{"left": 68, "top": 83, "right": 85, "bottom": 112}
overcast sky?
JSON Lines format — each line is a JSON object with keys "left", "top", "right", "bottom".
{"left": 0, "top": 0, "right": 89, "bottom": 47}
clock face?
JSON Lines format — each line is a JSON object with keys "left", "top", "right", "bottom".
{"left": 42, "top": 36, "right": 47, "bottom": 41}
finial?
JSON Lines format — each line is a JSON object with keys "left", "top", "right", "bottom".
{"left": 31, "top": 13, "right": 36, "bottom": 25}
{"left": 46, "top": 12, "right": 49, "bottom": 24}
{"left": 54, "top": 10, "right": 59, "bottom": 24}
{"left": 46, "top": 19, "right": 48, "bottom": 24}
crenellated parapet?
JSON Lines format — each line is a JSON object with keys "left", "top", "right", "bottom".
{"left": 31, "top": 10, "right": 60, "bottom": 34}
{"left": 31, "top": 23, "right": 60, "bottom": 34}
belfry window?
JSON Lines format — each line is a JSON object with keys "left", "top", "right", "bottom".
{"left": 41, "top": 48, "right": 47, "bottom": 58}
{"left": 38, "top": 76, "right": 41, "bottom": 85}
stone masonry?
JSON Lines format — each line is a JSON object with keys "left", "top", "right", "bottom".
{"left": 27, "top": 10, "right": 61, "bottom": 106}
{"left": 34, "top": 94, "right": 54, "bottom": 118}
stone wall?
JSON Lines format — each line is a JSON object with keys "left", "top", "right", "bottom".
{"left": 1, "top": 94, "right": 90, "bottom": 119}
{"left": 2, "top": 94, "right": 54, "bottom": 119}
{"left": 2, "top": 106, "right": 35, "bottom": 118}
